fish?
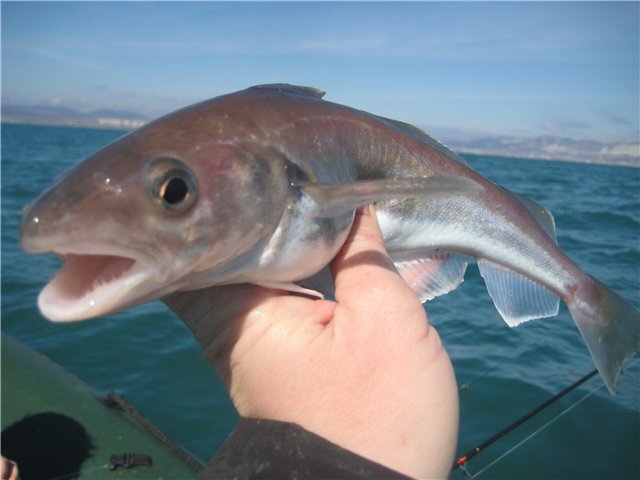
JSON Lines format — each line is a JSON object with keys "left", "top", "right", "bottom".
{"left": 20, "top": 83, "right": 639, "bottom": 394}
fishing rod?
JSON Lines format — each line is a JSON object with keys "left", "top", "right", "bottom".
{"left": 452, "top": 368, "right": 599, "bottom": 472}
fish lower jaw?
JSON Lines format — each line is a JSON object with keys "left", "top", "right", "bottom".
{"left": 37, "top": 253, "right": 155, "bottom": 322}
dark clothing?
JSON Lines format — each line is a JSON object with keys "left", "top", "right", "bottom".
{"left": 199, "top": 418, "right": 411, "bottom": 479}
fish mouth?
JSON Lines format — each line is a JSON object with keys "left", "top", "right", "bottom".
{"left": 35, "top": 246, "right": 157, "bottom": 322}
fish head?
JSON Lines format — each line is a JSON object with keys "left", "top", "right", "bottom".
{"left": 20, "top": 102, "right": 289, "bottom": 322}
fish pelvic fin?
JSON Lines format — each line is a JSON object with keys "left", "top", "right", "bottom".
{"left": 394, "top": 252, "right": 469, "bottom": 302}
{"left": 298, "top": 267, "right": 335, "bottom": 298}
{"left": 569, "top": 278, "right": 640, "bottom": 394}
{"left": 252, "top": 281, "right": 325, "bottom": 299}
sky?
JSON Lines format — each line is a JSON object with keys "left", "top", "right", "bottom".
{"left": 2, "top": 1, "right": 639, "bottom": 143}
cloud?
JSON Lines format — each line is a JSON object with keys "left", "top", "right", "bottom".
{"left": 295, "top": 35, "right": 388, "bottom": 54}
{"left": 598, "top": 109, "right": 631, "bottom": 126}
{"left": 28, "top": 47, "right": 108, "bottom": 70}
{"left": 541, "top": 119, "right": 593, "bottom": 136}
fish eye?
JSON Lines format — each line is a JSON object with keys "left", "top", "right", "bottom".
{"left": 146, "top": 157, "right": 198, "bottom": 213}
{"left": 160, "top": 177, "right": 189, "bottom": 205}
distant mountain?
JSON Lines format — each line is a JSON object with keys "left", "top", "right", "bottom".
{"left": 447, "top": 135, "right": 639, "bottom": 167}
{"left": 3, "top": 104, "right": 637, "bottom": 167}
{"left": 1, "top": 104, "right": 147, "bottom": 129}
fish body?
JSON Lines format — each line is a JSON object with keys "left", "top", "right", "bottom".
{"left": 20, "top": 84, "right": 639, "bottom": 393}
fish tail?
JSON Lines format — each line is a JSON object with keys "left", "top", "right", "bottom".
{"left": 568, "top": 276, "right": 640, "bottom": 394}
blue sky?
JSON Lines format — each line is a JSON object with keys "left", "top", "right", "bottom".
{"left": 2, "top": 2, "right": 638, "bottom": 143}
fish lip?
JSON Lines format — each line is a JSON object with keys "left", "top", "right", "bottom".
{"left": 31, "top": 242, "right": 159, "bottom": 322}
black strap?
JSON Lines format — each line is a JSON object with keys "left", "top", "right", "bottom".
{"left": 108, "top": 453, "right": 153, "bottom": 470}
{"left": 200, "top": 417, "right": 412, "bottom": 479}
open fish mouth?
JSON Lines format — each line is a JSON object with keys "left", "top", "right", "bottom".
{"left": 35, "top": 248, "right": 156, "bottom": 322}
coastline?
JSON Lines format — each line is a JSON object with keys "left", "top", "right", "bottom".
{"left": 2, "top": 120, "right": 638, "bottom": 168}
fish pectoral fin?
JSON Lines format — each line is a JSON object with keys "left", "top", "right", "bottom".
{"left": 299, "top": 176, "right": 483, "bottom": 218}
{"left": 477, "top": 259, "right": 560, "bottom": 327}
{"left": 393, "top": 252, "right": 469, "bottom": 302}
{"left": 252, "top": 281, "right": 325, "bottom": 299}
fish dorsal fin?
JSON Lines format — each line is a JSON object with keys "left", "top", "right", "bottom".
{"left": 249, "top": 84, "right": 326, "bottom": 99}
{"left": 393, "top": 252, "right": 469, "bottom": 302}
{"left": 507, "top": 189, "right": 557, "bottom": 242}
{"left": 375, "top": 115, "right": 470, "bottom": 167}
{"left": 477, "top": 259, "right": 560, "bottom": 327}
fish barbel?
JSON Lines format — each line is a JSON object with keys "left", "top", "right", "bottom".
{"left": 20, "top": 84, "right": 639, "bottom": 393}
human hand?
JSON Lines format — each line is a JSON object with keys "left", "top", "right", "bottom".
{"left": 0, "top": 456, "right": 19, "bottom": 480}
{"left": 164, "top": 205, "right": 459, "bottom": 478}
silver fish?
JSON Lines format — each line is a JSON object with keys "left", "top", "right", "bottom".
{"left": 20, "top": 84, "right": 639, "bottom": 393}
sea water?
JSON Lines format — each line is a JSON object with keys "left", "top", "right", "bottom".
{"left": 2, "top": 123, "right": 639, "bottom": 478}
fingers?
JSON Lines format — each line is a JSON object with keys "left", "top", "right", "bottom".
{"left": 0, "top": 457, "right": 19, "bottom": 480}
{"left": 163, "top": 284, "right": 281, "bottom": 364}
{"left": 330, "top": 205, "right": 429, "bottom": 343}
{"left": 163, "top": 283, "right": 336, "bottom": 384}
{"left": 332, "top": 205, "right": 396, "bottom": 295}
{"left": 332, "top": 205, "right": 418, "bottom": 306}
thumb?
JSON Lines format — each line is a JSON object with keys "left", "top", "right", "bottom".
{"left": 331, "top": 205, "right": 405, "bottom": 304}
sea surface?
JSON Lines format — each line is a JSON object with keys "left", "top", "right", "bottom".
{"left": 2, "top": 123, "right": 639, "bottom": 479}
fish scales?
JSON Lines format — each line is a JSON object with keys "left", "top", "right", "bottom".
{"left": 20, "top": 83, "right": 639, "bottom": 393}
